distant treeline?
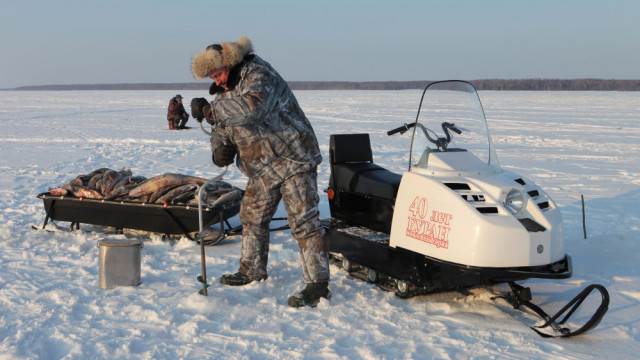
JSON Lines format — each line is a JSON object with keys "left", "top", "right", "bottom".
{"left": 471, "top": 78, "right": 640, "bottom": 91}
{"left": 9, "top": 79, "right": 640, "bottom": 91}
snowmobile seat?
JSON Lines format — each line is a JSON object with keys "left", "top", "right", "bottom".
{"left": 330, "top": 134, "right": 401, "bottom": 201}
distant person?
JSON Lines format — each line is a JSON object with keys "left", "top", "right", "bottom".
{"left": 167, "top": 94, "right": 189, "bottom": 130}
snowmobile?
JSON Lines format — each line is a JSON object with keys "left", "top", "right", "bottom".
{"left": 324, "top": 80, "right": 608, "bottom": 337}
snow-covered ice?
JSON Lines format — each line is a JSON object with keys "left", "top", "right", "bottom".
{"left": 0, "top": 89, "right": 639, "bottom": 359}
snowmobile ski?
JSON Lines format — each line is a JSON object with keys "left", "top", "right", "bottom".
{"left": 494, "top": 282, "right": 610, "bottom": 338}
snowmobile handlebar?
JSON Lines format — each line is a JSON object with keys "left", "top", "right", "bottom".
{"left": 441, "top": 122, "right": 461, "bottom": 145}
{"left": 443, "top": 122, "right": 462, "bottom": 135}
{"left": 387, "top": 123, "right": 416, "bottom": 136}
{"left": 387, "top": 121, "right": 462, "bottom": 151}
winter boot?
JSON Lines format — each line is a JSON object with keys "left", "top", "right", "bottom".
{"left": 220, "top": 272, "right": 267, "bottom": 286}
{"left": 288, "top": 282, "right": 330, "bottom": 308}
{"left": 168, "top": 120, "right": 174, "bottom": 130}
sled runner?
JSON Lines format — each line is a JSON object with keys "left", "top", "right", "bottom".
{"left": 324, "top": 80, "right": 609, "bottom": 337}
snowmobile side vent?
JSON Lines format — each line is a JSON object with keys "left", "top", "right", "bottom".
{"left": 461, "top": 194, "right": 485, "bottom": 202}
{"left": 514, "top": 178, "right": 526, "bottom": 185}
{"left": 444, "top": 183, "right": 471, "bottom": 191}
{"left": 476, "top": 207, "right": 499, "bottom": 214}
{"left": 527, "top": 190, "right": 540, "bottom": 198}
{"left": 537, "top": 201, "right": 550, "bottom": 210}
{"left": 518, "top": 218, "right": 546, "bottom": 232}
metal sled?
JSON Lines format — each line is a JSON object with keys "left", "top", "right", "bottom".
{"left": 36, "top": 192, "right": 242, "bottom": 244}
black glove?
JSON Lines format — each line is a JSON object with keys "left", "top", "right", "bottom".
{"left": 209, "top": 81, "right": 225, "bottom": 95}
{"left": 210, "top": 137, "right": 236, "bottom": 167}
{"left": 190, "top": 97, "right": 209, "bottom": 122}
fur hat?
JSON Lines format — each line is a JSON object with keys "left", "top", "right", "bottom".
{"left": 191, "top": 36, "right": 254, "bottom": 79}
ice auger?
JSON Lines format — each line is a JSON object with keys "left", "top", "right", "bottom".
{"left": 195, "top": 120, "right": 228, "bottom": 296}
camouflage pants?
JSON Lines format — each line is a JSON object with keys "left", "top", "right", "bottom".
{"left": 238, "top": 171, "right": 330, "bottom": 283}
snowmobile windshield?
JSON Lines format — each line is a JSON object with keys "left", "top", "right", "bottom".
{"left": 409, "top": 80, "right": 500, "bottom": 175}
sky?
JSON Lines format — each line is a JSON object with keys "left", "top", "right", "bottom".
{"left": 1, "top": 0, "right": 639, "bottom": 89}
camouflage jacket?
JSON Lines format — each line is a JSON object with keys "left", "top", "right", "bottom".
{"left": 207, "top": 55, "right": 322, "bottom": 182}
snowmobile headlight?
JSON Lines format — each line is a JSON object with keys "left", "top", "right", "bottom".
{"left": 504, "top": 188, "right": 526, "bottom": 215}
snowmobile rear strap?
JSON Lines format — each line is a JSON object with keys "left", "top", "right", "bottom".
{"left": 495, "top": 282, "right": 609, "bottom": 338}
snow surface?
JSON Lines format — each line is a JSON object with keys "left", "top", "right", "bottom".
{"left": 1, "top": 90, "right": 639, "bottom": 359}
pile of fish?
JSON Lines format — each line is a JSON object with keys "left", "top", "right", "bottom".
{"left": 48, "top": 168, "right": 243, "bottom": 208}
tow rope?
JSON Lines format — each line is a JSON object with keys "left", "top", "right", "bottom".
{"left": 494, "top": 282, "right": 610, "bottom": 338}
